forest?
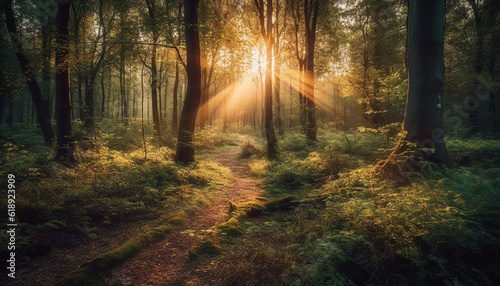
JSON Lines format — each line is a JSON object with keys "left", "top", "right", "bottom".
{"left": 0, "top": 0, "right": 499, "bottom": 285}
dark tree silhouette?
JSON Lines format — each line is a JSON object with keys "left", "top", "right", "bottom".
{"left": 255, "top": 0, "right": 278, "bottom": 158}
{"left": 55, "top": 0, "right": 75, "bottom": 163}
{"left": 378, "top": 0, "right": 451, "bottom": 180}
{"left": 304, "top": 0, "right": 319, "bottom": 141}
{"left": 175, "top": 0, "right": 201, "bottom": 163}
{"left": 1, "top": 0, "right": 54, "bottom": 145}
{"left": 403, "top": 0, "right": 450, "bottom": 165}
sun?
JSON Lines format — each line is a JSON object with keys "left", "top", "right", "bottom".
{"left": 250, "top": 48, "right": 266, "bottom": 76}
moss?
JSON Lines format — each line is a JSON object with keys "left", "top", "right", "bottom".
{"left": 264, "top": 195, "right": 299, "bottom": 212}
{"left": 58, "top": 212, "right": 187, "bottom": 285}
{"left": 230, "top": 201, "right": 266, "bottom": 218}
{"left": 218, "top": 217, "right": 245, "bottom": 237}
{"left": 188, "top": 239, "right": 222, "bottom": 261}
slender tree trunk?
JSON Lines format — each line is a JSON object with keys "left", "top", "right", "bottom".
{"left": 275, "top": 55, "right": 284, "bottom": 135}
{"left": 101, "top": 68, "right": 105, "bottom": 118}
{"left": 41, "top": 26, "right": 52, "bottom": 121}
{"left": 255, "top": 0, "right": 277, "bottom": 157}
{"left": 158, "top": 68, "right": 163, "bottom": 122}
{"left": 172, "top": 63, "right": 180, "bottom": 132}
{"left": 83, "top": 77, "right": 96, "bottom": 129}
{"left": 151, "top": 42, "right": 162, "bottom": 140}
{"left": 175, "top": 0, "right": 201, "bottom": 163}
{"left": 55, "top": 1, "right": 75, "bottom": 163}
{"left": 304, "top": 0, "right": 318, "bottom": 141}
{"left": 2, "top": 0, "right": 54, "bottom": 144}
{"left": 120, "top": 44, "right": 128, "bottom": 121}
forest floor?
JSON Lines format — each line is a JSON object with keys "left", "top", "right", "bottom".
{"left": 8, "top": 145, "right": 266, "bottom": 286}
{"left": 3, "top": 127, "right": 500, "bottom": 286}
{"left": 105, "top": 147, "right": 266, "bottom": 285}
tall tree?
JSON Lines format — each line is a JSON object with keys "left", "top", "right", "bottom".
{"left": 175, "top": 0, "right": 201, "bottom": 163}
{"left": 55, "top": 0, "right": 75, "bottom": 163}
{"left": 255, "top": 0, "right": 278, "bottom": 157}
{"left": 304, "top": 0, "right": 319, "bottom": 141}
{"left": 1, "top": 0, "right": 54, "bottom": 144}
{"left": 381, "top": 0, "right": 451, "bottom": 177}
{"left": 145, "top": 0, "right": 162, "bottom": 141}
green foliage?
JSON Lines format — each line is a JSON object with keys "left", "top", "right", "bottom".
{"left": 193, "top": 125, "right": 245, "bottom": 150}
{"left": 447, "top": 138, "right": 500, "bottom": 168}
{"left": 248, "top": 131, "right": 500, "bottom": 285}
{"left": 240, "top": 140, "right": 261, "bottom": 158}
{"left": 0, "top": 122, "right": 230, "bottom": 256}
{"left": 60, "top": 212, "right": 185, "bottom": 286}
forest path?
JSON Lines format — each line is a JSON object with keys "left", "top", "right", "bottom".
{"left": 106, "top": 146, "right": 265, "bottom": 285}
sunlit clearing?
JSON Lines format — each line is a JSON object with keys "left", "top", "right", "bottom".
{"left": 282, "top": 69, "right": 336, "bottom": 115}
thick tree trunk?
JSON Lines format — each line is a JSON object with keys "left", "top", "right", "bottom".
{"left": 175, "top": 0, "right": 201, "bottom": 163}
{"left": 2, "top": 0, "right": 54, "bottom": 145}
{"left": 403, "top": 0, "right": 450, "bottom": 164}
{"left": 55, "top": 1, "right": 75, "bottom": 163}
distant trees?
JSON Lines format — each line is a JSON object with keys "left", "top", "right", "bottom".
{"left": 1, "top": 0, "right": 54, "bottom": 145}
{"left": 0, "top": 0, "right": 498, "bottom": 168}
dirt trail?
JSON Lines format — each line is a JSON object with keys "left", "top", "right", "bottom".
{"left": 106, "top": 147, "right": 265, "bottom": 286}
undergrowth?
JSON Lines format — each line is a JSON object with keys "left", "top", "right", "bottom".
{"left": 241, "top": 130, "right": 500, "bottom": 285}
{"left": 0, "top": 121, "right": 233, "bottom": 262}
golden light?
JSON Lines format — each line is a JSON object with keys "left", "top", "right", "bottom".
{"left": 249, "top": 48, "right": 266, "bottom": 76}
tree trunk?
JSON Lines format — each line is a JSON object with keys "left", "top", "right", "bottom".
{"left": 304, "top": 0, "right": 318, "bottom": 141}
{"left": 83, "top": 77, "right": 95, "bottom": 129}
{"left": 175, "top": 0, "right": 201, "bottom": 163}
{"left": 41, "top": 26, "right": 52, "bottom": 121}
{"left": 120, "top": 44, "right": 128, "bottom": 121}
{"left": 55, "top": 1, "right": 75, "bottom": 163}
{"left": 2, "top": 0, "right": 54, "bottom": 144}
{"left": 172, "top": 62, "right": 180, "bottom": 132}
{"left": 255, "top": 0, "right": 277, "bottom": 157}
{"left": 101, "top": 68, "right": 105, "bottom": 118}
{"left": 151, "top": 42, "right": 162, "bottom": 141}
{"left": 403, "top": 0, "right": 449, "bottom": 164}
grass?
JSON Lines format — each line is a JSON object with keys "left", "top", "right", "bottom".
{"left": 215, "top": 130, "right": 500, "bottom": 286}
{"left": 0, "top": 121, "right": 235, "bottom": 264}
{"left": 1, "top": 123, "right": 499, "bottom": 285}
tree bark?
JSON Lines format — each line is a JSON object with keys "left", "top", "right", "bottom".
{"left": 151, "top": 42, "right": 162, "bottom": 140}
{"left": 403, "top": 0, "right": 450, "bottom": 164}
{"left": 55, "top": 1, "right": 75, "bottom": 163}
{"left": 2, "top": 0, "right": 54, "bottom": 145}
{"left": 172, "top": 62, "right": 180, "bottom": 132}
{"left": 175, "top": 0, "right": 201, "bottom": 163}
{"left": 255, "top": 0, "right": 277, "bottom": 157}
{"left": 304, "top": 0, "right": 318, "bottom": 141}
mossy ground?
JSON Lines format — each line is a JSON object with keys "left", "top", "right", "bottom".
{"left": 1, "top": 124, "right": 499, "bottom": 285}
{"left": 179, "top": 130, "right": 500, "bottom": 286}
